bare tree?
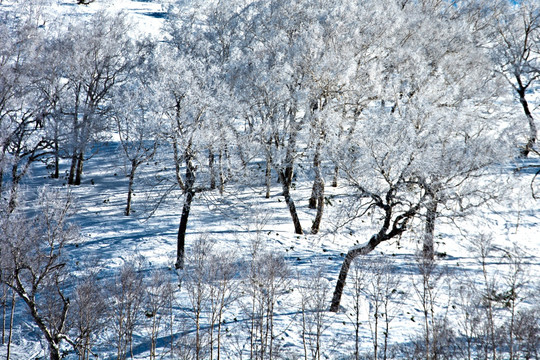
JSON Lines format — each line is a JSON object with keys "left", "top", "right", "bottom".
{"left": 160, "top": 7, "right": 242, "bottom": 267}
{"left": 0, "top": 7, "right": 53, "bottom": 211}
{"left": 243, "top": 248, "right": 291, "bottom": 360}
{"left": 363, "top": 257, "right": 406, "bottom": 360}
{"left": 53, "top": 11, "right": 137, "bottom": 185}
{"left": 0, "top": 187, "right": 78, "bottom": 360}
{"left": 330, "top": 0, "right": 513, "bottom": 310}
{"left": 143, "top": 268, "right": 177, "bottom": 360}
{"left": 70, "top": 271, "right": 108, "bottom": 360}
{"left": 411, "top": 255, "right": 451, "bottom": 360}
{"left": 182, "top": 235, "right": 214, "bottom": 360}
{"left": 298, "top": 266, "right": 331, "bottom": 360}
{"left": 106, "top": 260, "right": 146, "bottom": 360}
{"left": 111, "top": 45, "right": 160, "bottom": 216}
{"left": 491, "top": 0, "right": 540, "bottom": 157}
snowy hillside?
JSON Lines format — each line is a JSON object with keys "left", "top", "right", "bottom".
{"left": 1, "top": 0, "right": 540, "bottom": 359}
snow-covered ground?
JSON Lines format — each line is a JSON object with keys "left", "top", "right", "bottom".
{"left": 1, "top": 1, "right": 540, "bottom": 359}
{"left": 2, "top": 146, "right": 539, "bottom": 359}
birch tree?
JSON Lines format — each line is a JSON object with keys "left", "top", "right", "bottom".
{"left": 110, "top": 40, "right": 160, "bottom": 216}
{"left": 0, "top": 6, "right": 52, "bottom": 211}
{"left": 163, "top": 0, "right": 246, "bottom": 269}
{"left": 491, "top": 0, "right": 540, "bottom": 157}
{"left": 55, "top": 11, "right": 137, "bottom": 185}
{"left": 0, "top": 188, "right": 78, "bottom": 360}
{"left": 330, "top": 0, "right": 514, "bottom": 311}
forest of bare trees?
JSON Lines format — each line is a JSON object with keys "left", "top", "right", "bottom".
{"left": 1, "top": 0, "right": 540, "bottom": 358}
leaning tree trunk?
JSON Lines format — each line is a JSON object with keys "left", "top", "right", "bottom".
{"left": 330, "top": 234, "right": 384, "bottom": 312}
{"left": 517, "top": 77, "right": 537, "bottom": 158}
{"left": 278, "top": 118, "right": 303, "bottom": 235}
{"left": 176, "top": 152, "right": 196, "bottom": 270}
{"left": 279, "top": 166, "right": 303, "bottom": 235}
{"left": 6, "top": 286, "right": 15, "bottom": 360}
{"left": 330, "top": 200, "right": 420, "bottom": 312}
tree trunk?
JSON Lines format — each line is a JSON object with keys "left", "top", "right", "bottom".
{"left": 330, "top": 235, "right": 383, "bottom": 312}
{"left": 125, "top": 160, "right": 138, "bottom": 216}
{"left": 265, "top": 157, "right": 272, "bottom": 199}
{"left": 68, "top": 151, "right": 77, "bottom": 185}
{"left": 218, "top": 149, "right": 224, "bottom": 195}
{"left": 52, "top": 125, "right": 60, "bottom": 179}
{"left": 310, "top": 179, "right": 324, "bottom": 235}
{"left": 517, "top": 78, "right": 537, "bottom": 157}
{"left": 422, "top": 200, "right": 437, "bottom": 260}
{"left": 2, "top": 284, "right": 6, "bottom": 344}
{"left": 74, "top": 151, "right": 84, "bottom": 185}
{"left": 53, "top": 137, "right": 60, "bottom": 179}
{"left": 209, "top": 148, "right": 216, "bottom": 190}
{"left": 308, "top": 183, "right": 317, "bottom": 209}
{"left": 279, "top": 167, "right": 303, "bottom": 235}
{"left": 332, "top": 165, "right": 339, "bottom": 188}
{"left": 176, "top": 151, "right": 196, "bottom": 270}
{"left": 6, "top": 288, "right": 15, "bottom": 360}
{"left": 13, "top": 285, "right": 67, "bottom": 360}
{"left": 49, "top": 343, "right": 61, "bottom": 360}
{"left": 8, "top": 165, "right": 19, "bottom": 213}
{"left": 0, "top": 147, "right": 6, "bottom": 194}
{"left": 176, "top": 189, "right": 194, "bottom": 270}
{"left": 310, "top": 142, "right": 324, "bottom": 234}
{"left": 279, "top": 118, "right": 303, "bottom": 235}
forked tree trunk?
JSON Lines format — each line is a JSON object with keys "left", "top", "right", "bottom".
{"left": 12, "top": 283, "right": 69, "bottom": 360}
{"left": 330, "top": 235, "right": 383, "bottom": 312}
{"left": 279, "top": 118, "right": 303, "bottom": 234}
{"left": 331, "top": 201, "right": 419, "bottom": 312}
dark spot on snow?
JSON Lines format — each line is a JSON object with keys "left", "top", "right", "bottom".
{"left": 145, "top": 11, "right": 168, "bottom": 19}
